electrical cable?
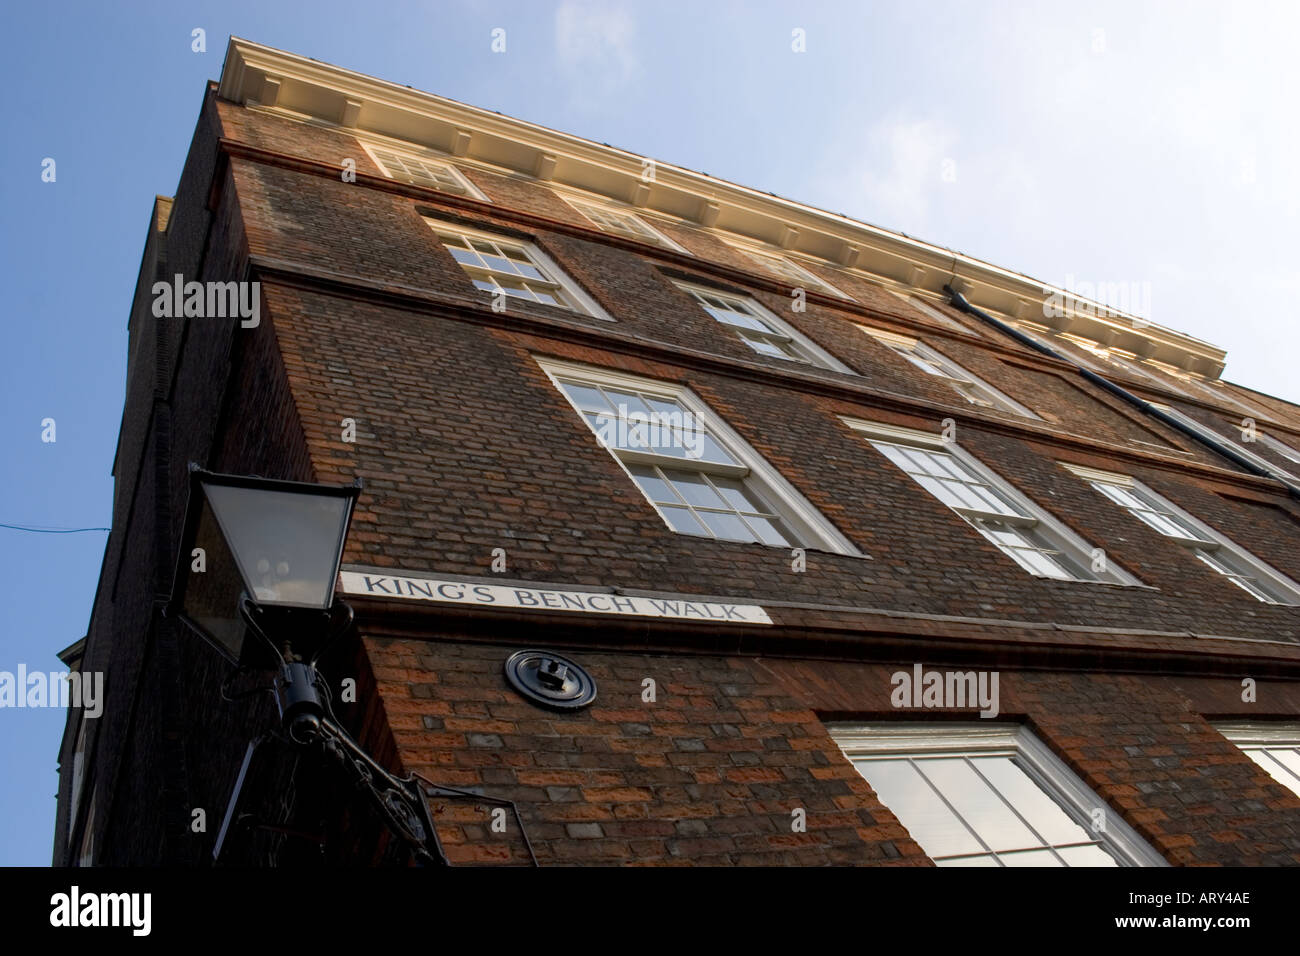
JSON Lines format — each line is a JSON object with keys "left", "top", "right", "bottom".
{"left": 0, "top": 522, "right": 110, "bottom": 534}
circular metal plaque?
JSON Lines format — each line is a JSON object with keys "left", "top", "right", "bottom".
{"left": 503, "top": 649, "right": 597, "bottom": 711}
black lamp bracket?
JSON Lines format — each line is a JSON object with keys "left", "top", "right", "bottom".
{"left": 219, "top": 594, "right": 535, "bottom": 866}
{"left": 312, "top": 712, "right": 447, "bottom": 867}
{"left": 236, "top": 595, "right": 354, "bottom": 667}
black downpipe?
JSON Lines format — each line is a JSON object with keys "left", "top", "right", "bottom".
{"left": 942, "top": 284, "right": 1300, "bottom": 502}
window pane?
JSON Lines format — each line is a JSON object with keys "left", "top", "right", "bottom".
{"left": 954, "top": 387, "right": 994, "bottom": 409}
{"left": 980, "top": 524, "right": 1027, "bottom": 547}
{"left": 943, "top": 478, "right": 1003, "bottom": 513}
{"left": 660, "top": 505, "right": 707, "bottom": 535}
{"left": 1056, "top": 844, "right": 1119, "bottom": 867}
{"left": 835, "top": 727, "right": 1150, "bottom": 868}
{"left": 1250, "top": 751, "right": 1300, "bottom": 794}
{"left": 914, "top": 475, "right": 969, "bottom": 511}
{"left": 922, "top": 451, "right": 971, "bottom": 480}
{"left": 965, "top": 483, "right": 1021, "bottom": 517}
{"left": 744, "top": 337, "right": 790, "bottom": 358}
{"left": 1268, "top": 748, "right": 1300, "bottom": 781}
{"left": 562, "top": 384, "right": 613, "bottom": 412}
{"left": 582, "top": 411, "right": 609, "bottom": 435}
{"left": 627, "top": 465, "right": 679, "bottom": 505}
{"left": 917, "top": 758, "right": 1041, "bottom": 852}
{"left": 874, "top": 441, "right": 1095, "bottom": 580}
{"left": 999, "top": 848, "right": 1063, "bottom": 866}
{"left": 645, "top": 396, "right": 684, "bottom": 417}
{"left": 601, "top": 389, "right": 652, "bottom": 417}
{"left": 543, "top": 366, "right": 839, "bottom": 552}
{"left": 698, "top": 510, "right": 754, "bottom": 542}
{"left": 479, "top": 253, "right": 513, "bottom": 273}
{"left": 999, "top": 542, "right": 1073, "bottom": 580}
{"left": 663, "top": 471, "right": 728, "bottom": 510}
{"left": 875, "top": 443, "right": 914, "bottom": 472}
{"left": 1194, "top": 551, "right": 1278, "bottom": 602}
{"left": 690, "top": 433, "right": 738, "bottom": 466}
{"left": 723, "top": 312, "right": 774, "bottom": 334}
{"left": 664, "top": 425, "right": 716, "bottom": 460}
{"left": 495, "top": 280, "right": 531, "bottom": 297}
{"left": 1130, "top": 509, "right": 1196, "bottom": 538}
{"left": 646, "top": 438, "right": 689, "bottom": 460}
{"left": 745, "top": 515, "right": 793, "bottom": 546}
{"left": 510, "top": 259, "right": 545, "bottom": 280}
{"left": 1096, "top": 484, "right": 1142, "bottom": 510}
{"left": 711, "top": 477, "right": 768, "bottom": 513}
{"left": 899, "top": 446, "right": 948, "bottom": 477}
{"left": 852, "top": 759, "right": 984, "bottom": 858}
{"left": 433, "top": 228, "right": 596, "bottom": 315}
{"left": 1225, "top": 575, "right": 1278, "bottom": 603}
{"left": 975, "top": 757, "right": 1090, "bottom": 846}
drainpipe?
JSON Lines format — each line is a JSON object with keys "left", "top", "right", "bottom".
{"left": 943, "top": 284, "right": 1300, "bottom": 502}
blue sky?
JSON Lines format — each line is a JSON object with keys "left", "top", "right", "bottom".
{"left": 2, "top": 0, "right": 1297, "bottom": 865}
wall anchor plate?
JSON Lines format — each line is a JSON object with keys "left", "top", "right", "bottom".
{"left": 503, "top": 649, "right": 597, "bottom": 711}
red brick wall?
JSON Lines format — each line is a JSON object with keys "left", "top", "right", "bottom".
{"left": 362, "top": 636, "right": 928, "bottom": 866}
{"left": 258, "top": 281, "right": 1300, "bottom": 640}
{"left": 360, "top": 634, "right": 1300, "bottom": 866}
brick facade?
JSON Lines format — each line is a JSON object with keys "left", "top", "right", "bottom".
{"left": 54, "top": 51, "right": 1300, "bottom": 868}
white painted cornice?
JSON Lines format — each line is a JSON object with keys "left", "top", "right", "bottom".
{"left": 217, "top": 37, "right": 1227, "bottom": 378}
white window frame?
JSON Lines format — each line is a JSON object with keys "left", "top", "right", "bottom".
{"left": 1166, "top": 372, "right": 1271, "bottom": 420}
{"left": 1062, "top": 463, "right": 1300, "bottom": 605}
{"left": 1256, "top": 431, "right": 1300, "bottom": 467}
{"left": 561, "top": 195, "right": 690, "bottom": 253}
{"left": 1012, "top": 323, "right": 1109, "bottom": 374}
{"left": 538, "top": 357, "right": 862, "bottom": 555}
{"left": 678, "top": 281, "right": 854, "bottom": 373}
{"left": 425, "top": 219, "right": 612, "bottom": 320}
{"left": 1215, "top": 722, "right": 1300, "bottom": 798}
{"left": 843, "top": 419, "right": 1139, "bottom": 585}
{"left": 858, "top": 326, "right": 1039, "bottom": 419}
{"left": 1143, "top": 360, "right": 1286, "bottom": 425}
{"left": 902, "top": 294, "right": 979, "bottom": 336}
{"left": 1015, "top": 324, "right": 1163, "bottom": 389}
{"left": 360, "top": 142, "right": 488, "bottom": 200}
{"left": 1062, "top": 336, "right": 1162, "bottom": 381}
{"left": 1056, "top": 338, "right": 1209, "bottom": 410}
{"left": 727, "top": 242, "right": 853, "bottom": 300}
{"left": 829, "top": 722, "right": 1167, "bottom": 867}
{"left": 1151, "top": 403, "right": 1300, "bottom": 484}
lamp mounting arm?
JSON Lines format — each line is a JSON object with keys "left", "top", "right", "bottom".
{"left": 312, "top": 713, "right": 447, "bottom": 866}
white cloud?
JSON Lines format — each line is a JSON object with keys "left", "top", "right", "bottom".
{"left": 554, "top": 1, "right": 639, "bottom": 107}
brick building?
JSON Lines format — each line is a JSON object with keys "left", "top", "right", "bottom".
{"left": 53, "top": 37, "right": 1300, "bottom": 868}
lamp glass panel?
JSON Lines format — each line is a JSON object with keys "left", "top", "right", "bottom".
{"left": 202, "top": 483, "right": 351, "bottom": 609}
{"left": 178, "top": 498, "right": 248, "bottom": 663}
